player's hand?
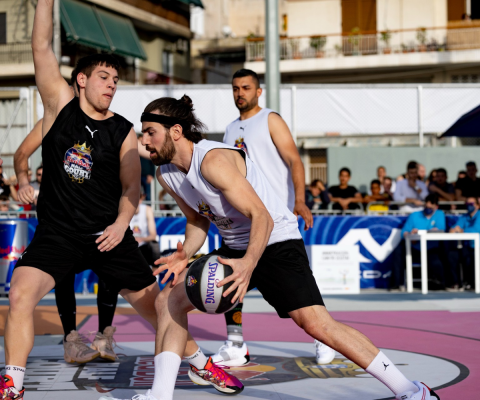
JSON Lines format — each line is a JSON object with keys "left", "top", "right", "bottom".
{"left": 293, "top": 201, "right": 313, "bottom": 231}
{"left": 153, "top": 241, "right": 188, "bottom": 286}
{"left": 17, "top": 184, "right": 35, "bottom": 204}
{"left": 96, "top": 222, "right": 127, "bottom": 252}
{"left": 216, "top": 256, "right": 255, "bottom": 304}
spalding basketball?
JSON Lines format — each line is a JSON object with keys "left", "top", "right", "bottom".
{"left": 185, "top": 255, "right": 239, "bottom": 314}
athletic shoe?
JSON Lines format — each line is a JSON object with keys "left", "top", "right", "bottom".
{"left": 395, "top": 381, "right": 440, "bottom": 399}
{"left": 98, "top": 389, "right": 157, "bottom": 400}
{"left": 91, "top": 326, "right": 117, "bottom": 361}
{"left": 314, "top": 340, "right": 336, "bottom": 364}
{"left": 211, "top": 340, "right": 250, "bottom": 367}
{"left": 64, "top": 330, "right": 100, "bottom": 363}
{"left": 188, "top": 356, "right": 244, "bottom": 395}
{"left": 0, "top": 374, "right": 25, "bottom": 399}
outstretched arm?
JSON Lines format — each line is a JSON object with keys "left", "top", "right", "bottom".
{"left": 32, "top": 0, "right": 72, "bottom": 134}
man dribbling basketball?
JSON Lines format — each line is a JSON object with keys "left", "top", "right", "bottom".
{"left": 103, "top": 95, "right": 439, "bottom": 400}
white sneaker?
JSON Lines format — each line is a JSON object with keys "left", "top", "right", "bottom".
{"left": 99, "top": 390, "right": 158, "bottom": 400}
{"left": 211, "top": 340, "right": 250, "bottom": 367}
{"left": 314, "top": 340, "right": 335, "bottom": 364}
{"left": 395, "top": 381, "right": 440, "bottom": 399}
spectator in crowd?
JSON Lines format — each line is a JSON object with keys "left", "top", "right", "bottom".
{"left": 328, "top": 167, "right": 362, "bottom": 211}
{"left": 428, "top": 168, "right": 455, "bottom": 210}
{"left": 30, "top": 166, "right": 43, "bottom": 204}
{"left": 138, "top": 135, "right": 155, "bottom": 202}
{"left": 373, "top": 166, "right": 396, "bottom": 194}
{"left": 383, "top": 176, "right": 395, "bottom": 197}
{"left": 389, "top": 194, "right": 446, "bottom": 291}
{"left": 0, "top": 195, "right": 10, "bottom": 212}
{"left": 364, "top": 179, "right": 392, "bottom": 212}
{"left": 305, "top": 179, "right": 330, "bottom": 210}
{"left": 445, "top": 196, "right": 480, "bottom": 290}
{"left": 455, "top": 161, "right": 480, "bottom": 201}
{"left": 417, "top": 163, "right": 427, "bottom": 182}
{"left": 426, "top": 169, "right": 437, "bottom": 186}
{"left": 457, "top": 170, "right": 467, "bottom": 181}
{"left": 393, "top": 161, "right": 428, "bottom": 212}
{"left": 396, "top": 160, "right": 418, "bottom": 181}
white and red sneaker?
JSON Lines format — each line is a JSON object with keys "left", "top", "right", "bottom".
{"left": 211, "top": 340, "right": 250, "bottom": 367}
{"left": 395, "top": 381, "right": 440, "bottom": 399}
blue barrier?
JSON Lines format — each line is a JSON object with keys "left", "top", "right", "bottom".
{"left": 22, "top": 215, "right": 460, "bottom": 291}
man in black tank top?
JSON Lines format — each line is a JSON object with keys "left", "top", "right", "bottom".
{"left": 1, "top": 1, "right": 159, "bottom": 397}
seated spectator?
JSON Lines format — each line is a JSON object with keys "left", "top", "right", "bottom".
{"left": 456, "top": 170, "right": 467, "bottom": 182}
{"left": 0, "top": 195, "right": 9, "bottom": 212}
{"left": 393, "top": 161, "right": 428, "bottom": 212}
{"left": 371, "top": 166, "right": 396, "bottom": 194}
{"left": 444, "top": 196, "right": 480, "bottom": 290}
{"left": 389, "top": 194, "right": 446, "bottom": 291}
{"left": 455, "top": 161, "right": 480, "bottom": 201}
{"left": 428, "top": 168, "right": 454, "bottom": 210}
{"left": 426, "top": 169, "right": 437, "bottom": 186}
{"left": 364, "top": 180, "right": 392, "bottom": 212}
{"left": 328, "top": 168, "right": 362, "bottom": 211}
{"left": 417, "top": 163, "right": 426, "bottom": 182}
{"left": 383, "top": 176, "right": 395, "bottom": 198}
{"left": 305, "top": 179, "right": 330, "bottom": 210}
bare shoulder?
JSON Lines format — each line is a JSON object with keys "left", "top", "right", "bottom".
{"left": 268, "top": 111, "right": 288, "bottom": 128}
{"left": 202, "top": 148, "right": 239, "bottom": 169}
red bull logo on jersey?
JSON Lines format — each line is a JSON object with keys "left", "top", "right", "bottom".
{"left": 196, "top": 200, "right": 233, "bottom": 230}
{"left": 234, "top": 136, "right": 248, "bottom": 155}
{"left": 132, "top": 226, "right": 141, "bottom": 235}
{"left": 64, "top": 142, "right": 93, "bottom": 183}
{"left": 187, "top": 276, "right": 197, "bottom": 287}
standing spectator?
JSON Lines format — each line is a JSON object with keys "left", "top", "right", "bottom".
{"left": 383, "top": 176, "right": 395, "bottom": 197}
{"left": 428, "top": 168, "right": 454, "bottom": 210}
{"left": 138, "top": 135, "right": 155, "bottom": 202}
{"left": 393, "top": 161, "right": 428, "bottom": 212}
{"left": 445, "top": 196, "right": 480, "bottom": 290}
{"left": 376, "top": 166, "right": 396, "bottom": 193}
{"left": 389, "top": 194, "right": 446, "bottom": 291}
{"left": 455, "top": 161, "right": 480, "bottom": 201}
{"left": 417, "top": 163, "right": 427, "bottom": 182}
{"left": 328, "top": 168, "right": 362, "bottom": 211}
{"left": 305, "top": 179, "right": 329, "bottom": 210}
{"left": 30, "top": 166, "right": 43, "bottom": 203}
{"left": 396, "top": 160, "right": 418, "bottom": 181}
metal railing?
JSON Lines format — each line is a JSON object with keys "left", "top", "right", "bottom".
{"left": 310, "top": 163, "right": 327, "bottom": 183}
{"left": 246, "top": 27, "right": 480, "bottom": 62}
{"left": 0, "top": 42, "right": 33, "bottom": 64}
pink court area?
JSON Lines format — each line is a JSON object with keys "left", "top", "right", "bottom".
{"left": 80, "top": 310, "right": 480, "bottom": 399}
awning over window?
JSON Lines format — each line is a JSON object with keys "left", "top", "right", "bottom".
{"left": 60, "top": 0, "right": 147, "bottom": 60}
{"left": 177, "top": 0, "right": 204, "bottom": 8}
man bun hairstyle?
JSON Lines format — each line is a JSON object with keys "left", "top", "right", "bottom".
{"left": 144, "top": 95, "right": 206, "bottom": 143}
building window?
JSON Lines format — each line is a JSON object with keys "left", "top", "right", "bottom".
{"left": 162, "top": 51, "right": 173, "bottom": 76}
{"left": 0, "top": 13, "right": 6, "bottom": 45}
{"left": 452, "top": 74, "right": 479, "bottom": 83}
{"left": 341, "top": 0, "right": 377, "bottom": 33}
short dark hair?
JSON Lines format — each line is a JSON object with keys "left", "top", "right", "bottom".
{"left": 36, "top": 166, "right": 43, "bottom": 173}
{"left": 0, "top": 195, "right": 8, "bottom": 202}
{"left": 310, "top": 179, "right": 320, "bottom": 187}
{"left": 425, "top": 194, "right": 439, "bottom": 205}
{"left": 384, "top": 176, "right": 392, "bottom": 182}
{"left": 466, "top": 161, "right": 477, "bottom": 168}
{"left": 339, "top": 167, "right": 351, "bottom": 176}
{"left": 72, "top": 54, "right": 121, "bottom": 91}
{"left": 144, "top": 95, "right": 206, "bottom": 144}
{"left": 436, "top": 168, "right": 447, "bottom": 176}
{"left": 371, "top": 179, "right": 381, "bottom": 186}
{"left": 407, "top": 161, "right": 418, "bottom": 170}
{"left": 232, "top": 69, "right": 260, "bottom": 88}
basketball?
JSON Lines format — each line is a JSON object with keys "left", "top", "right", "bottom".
{"left": 184, "top": 255, "right": 239, "bottom": 314}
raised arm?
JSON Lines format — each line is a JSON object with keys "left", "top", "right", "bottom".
{"left": 32, "top": 0, "right": 73, "bottom": 133}
{"left": 269, "top": 113, "right": 313, "bottom": 230}
{"left": 201, "top": 149, "right": 274, "bottom": 302}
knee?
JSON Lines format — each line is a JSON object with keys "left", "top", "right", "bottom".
{"left": 154, "top": 286, "right": 192, "bottom": 316}
{"left": 295, "top": 314, "right": 336, "bottom": 341}
{"left": 8, "top": 285, "right": 34, "bottom": 315}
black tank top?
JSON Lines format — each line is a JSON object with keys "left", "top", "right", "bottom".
{"left": 37, "top": 97, "right": 133, "bottom": 234}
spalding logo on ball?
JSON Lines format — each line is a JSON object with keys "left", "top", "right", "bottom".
{"left": 185, "top": 255, "right": 239, "bottom": 314}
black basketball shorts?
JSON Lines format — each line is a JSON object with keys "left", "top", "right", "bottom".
{"left": 209, "top": 239, "right": 325, "bottom": 318}
{"left": 15, "top": 223, "right": 156, "bottom": 292}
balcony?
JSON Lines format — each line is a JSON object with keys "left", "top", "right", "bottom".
{"left": 0, "top": 42, "right": 33, "bottom": 64}
{"left": 245, "top": 26, "right": 480, "bottom": 74}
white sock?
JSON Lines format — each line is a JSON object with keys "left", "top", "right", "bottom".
{"left": 366, "top": 351, "right": 418, "bottom": 395}
{"left": 5, "top": 365, "right": 25, "bottom": 390}
{"left": 151, "top": 352, "right": 181, "bottom": 400}
{"left": 184, "top": 347, "right": 208, "bottom": 370}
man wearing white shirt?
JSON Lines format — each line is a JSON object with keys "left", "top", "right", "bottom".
{"left": 393, "top": 161, "right": 428, "bottom": 212}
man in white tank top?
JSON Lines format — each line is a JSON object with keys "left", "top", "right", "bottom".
{"left": 219, "top": 69, "right": 326, "bottom": 367}
{"left": 105, "top": 96, "right": 439, "bottom": 400}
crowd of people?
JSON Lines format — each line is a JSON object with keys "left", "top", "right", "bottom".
{"left": 305, "top": 160, "right": 479, "bottom": 213}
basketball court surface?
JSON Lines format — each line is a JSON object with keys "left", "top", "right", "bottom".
{"left": 0, "top": 290, "right": 478, "bottom": 400}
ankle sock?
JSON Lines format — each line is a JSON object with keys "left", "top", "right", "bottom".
{"left": 151, "top": 352, "right": 181, "bottom": 400}
{"left": 365, "top": 351, "right": 419, "bottom": 395}
{"left": 184, "top": 347, "right": 208, "bottom": 369}
{"left": 5, "top": 365, "right": 25, "bottom": 390}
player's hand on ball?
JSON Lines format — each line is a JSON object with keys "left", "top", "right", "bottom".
{"left": 154, "top": 241, "right": 188, "bottom": 286}
{"left": 217, "top": 256, "right": 254, "bottom": 304}
{"left": 96, "top": 222, "right": 126, "bottom": 252}
{"left": 17, "top": 184, "right": 35, "bottom": 204}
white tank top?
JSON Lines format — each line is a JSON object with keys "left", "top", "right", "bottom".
{"left": 223, "top": 108, "right": 295, "bottom": 211}
{"left": 130, "top": 203, "right": 148, "bottom": 247}
{"left": 160, "top": 140, "right": 301, "bottom": 250}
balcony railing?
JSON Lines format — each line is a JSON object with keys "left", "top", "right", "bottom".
{"left": 246, "top": 27, "right": 480, "bottom": 62}
{"left": 0, "top": 42, "right": 33, "bottom": 64}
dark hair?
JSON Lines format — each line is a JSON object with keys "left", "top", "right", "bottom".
{"left": 0, "top": 195, "right": 8, "bottom": 201}
{"left": 425, "top": 194, "right": 439, "bottom": 205}
{"left": 72, "top": 54, "right": 121, "bottom": 91}
{"left": 371, "top": 179, "right": 381, "bottom": 186}
{"left": 466, "top": 161, "right": 477, "bottom": 168}
{"left": 436, "top": 168, "right": 447, "bottom": 176}
{"left": 339, "top": 167, "right": 351, "bottom": 176}
{"left": 384, "top": 176, "right": 393, "bottom": 182}
{"left": 310, "top": 179, "right": 320, "bottom": 187}
{"left": 36, "top": 166, "right": 43, "bottom": 173}
{"left": 144, "top": 95, "right": 206, "bottom": 143}
{"left": 407, "top": 161, "right": 418, "bottom": 170}
{"left": 232, "top": 69, "right": 260, "bottom": 88}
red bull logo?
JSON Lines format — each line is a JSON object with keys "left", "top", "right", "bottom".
{"left": 64, "top": 142, "right": 93, "bottom": 183}
{"left": 234, "top": 136, "right": 248, "bottom": 154}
